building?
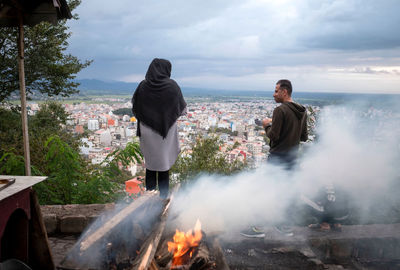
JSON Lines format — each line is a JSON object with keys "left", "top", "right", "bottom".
{"left": 75, "top": 125, "right": 84, "bottom": 134}
{"left": 80, "top": 138, "right": 93, "bottom": 156}
{"left": 95, "top": 129, "right": 112, "bottom": 146}
{"left": 88, "top": 119, "right": 99, "bottom": 130}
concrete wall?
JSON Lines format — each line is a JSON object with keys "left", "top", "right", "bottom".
{"left": 41, "top": 203, "right": 115, "bottom": 234}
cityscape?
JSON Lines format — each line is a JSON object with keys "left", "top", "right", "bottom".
{"left": 26, "top": 96, "right": 319, "bottom": 177}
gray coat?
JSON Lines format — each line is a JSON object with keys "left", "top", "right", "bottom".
{"left": 139, "top": 117, "right": 183, "bottom": 171}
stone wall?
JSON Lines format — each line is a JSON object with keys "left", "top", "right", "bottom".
{"left": 41, "top": 203, "right": 115, "bottom": 234}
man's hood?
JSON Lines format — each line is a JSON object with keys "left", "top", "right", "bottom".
{"left": 284, "top": 102, "right": 306, "bottom": 120}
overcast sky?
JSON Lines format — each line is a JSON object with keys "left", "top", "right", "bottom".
{"left": 66, "top": 0, "right": 400, "bottom": 94}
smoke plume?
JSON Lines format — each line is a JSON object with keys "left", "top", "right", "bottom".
{"left": 170, "top": 101, "right": 400, "bottom": 234}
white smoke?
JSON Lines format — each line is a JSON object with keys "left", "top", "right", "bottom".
{"left": 296, "top": 105, "right": 400, "bottom": 213}
{"left": 170, "top": 102, "right": 400, "bottom": 233}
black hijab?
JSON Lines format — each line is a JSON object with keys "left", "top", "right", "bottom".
{"left": 131, "top": 58, "right": 186, "bottom": 138}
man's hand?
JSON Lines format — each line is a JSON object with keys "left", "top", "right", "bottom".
{"left": 262, "top": 118, "right": 272, "bottom": 128}
{"left": 255, "top": 118, "right": 262, "bottom": 126}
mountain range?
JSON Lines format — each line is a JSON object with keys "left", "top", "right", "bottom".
{"left": 76, "top": 79, "right": 138, "bottom": 95}
{"left": 75, "top": 79, "right": 400, "bottom": 108}
{"left": 75, "top": 79, "right": 270, "bottom": 97}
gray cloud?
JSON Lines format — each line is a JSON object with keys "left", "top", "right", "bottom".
{"left": 299, "top": 0, "right": 400, "bottom": 50}
{"left": 66, "top": 0, "right": 400, "bottom": 93}
{"left": 352, "top": 67, "right": 400, "bottom": 75}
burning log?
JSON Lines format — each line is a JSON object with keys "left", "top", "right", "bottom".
{"left": 155, "top": 233, "right": 226, "bottom": 270}
{"left": 59, "top": 184, "right": 230, "bottom": 270}
{"left": 130, "top": 192, "right": 175, "bottom": 270}
{"left": 186, "top": 238, "right": 210, "bottom": 270}
{"left": 153, "top": 215, "right": 226, "bottom": 270}
{"left": 160, "top": 232, "right": 212, "bottom": 270}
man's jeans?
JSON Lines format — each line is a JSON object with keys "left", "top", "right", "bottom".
{"left": 267, "top": 151, "right": 297, "bottom": 170}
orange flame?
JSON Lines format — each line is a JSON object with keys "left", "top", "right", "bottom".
{"left": 167, "top": 219, "right": 202, "bottom": 266}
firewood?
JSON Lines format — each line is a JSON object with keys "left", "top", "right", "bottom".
{"left": 131, "top": 198, "right": 171, "bottom": 270}
{"left": 132, "top": 221, "right": 145, "bottom": 241}
{"left": 171, "top": 265, "right": 189, "bottom": 270}
{"left": 155, "top": 247, "right": 173, "bottom": 267}
{"left": 131, "top": 185, "right": 179, "bottom": 270}
{"left": 79, "top": 191, "right": 158, "bottom": 252}
{"left": 148, "top": 259, "right": 160, "bottom": 270}
{"left": 154, "top": 234, "right": 175, "bottom": 267}
{"left": 188, "top": 239, "right": 210, "bottom": 270}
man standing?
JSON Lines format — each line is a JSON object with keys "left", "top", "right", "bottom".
{"left": 263, "top": 79, "right": 308, "bottom": 169}
{"left": 240, "top": 79, "right": 308, "bottom": 238}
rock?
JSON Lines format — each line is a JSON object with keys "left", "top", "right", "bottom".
{"left": 60, "top": 215, "right": 87, "bottom": 234}
{"left": 43, "top": 214, "right": 57, "bottom": 235}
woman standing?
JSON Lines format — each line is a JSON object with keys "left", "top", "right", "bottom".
{"left": 131, "top": 58, "right": 186, "bottom": 198}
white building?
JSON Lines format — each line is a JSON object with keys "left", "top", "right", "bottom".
{"left": 80, "top": 138, "right": 93, "bottom": 155}
{"left": 126, "top": 127, "right": 135, "bottom": 137}
{"left": 217, "top": 120, "right": 229, "bottom": 129}
{"left": 92, "top": 156, "right": 105, "bottom": 165}
{"left": 96, "top": 129, "right": 112, "bottom": 146}
{"left": 128, "top": 163, "right": 137, "bottom": 176}
{"left": 122, "top": 115, "right": 131, "bottom": 122}
{"left": 208, "top": 116, "right": 217, "bottom": 127}
{"left": 88, "top": 119, "right": 100, "bottom": 130}
{"left": 66, "top": 119, "right": 75, "bottom": 126}
{"left": 231, "top": 122, "right": 236, "bottom": 132}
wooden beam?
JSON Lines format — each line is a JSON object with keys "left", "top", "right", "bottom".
{"left": 148, "top": 259, "right": 159, "bottom": 270}
{"left": 79, "top": 191, "right": 158, "bottom": 252}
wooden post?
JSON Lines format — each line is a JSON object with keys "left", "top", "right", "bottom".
{"left": 17, "top": 10, "right": 31, "bottom": 176}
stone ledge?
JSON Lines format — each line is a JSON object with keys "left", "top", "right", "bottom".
{"left": 303, "top": 223, "right": 400, "bottom": 261}
{"left": 222, "top": 223, "right": 400, "bottom": 264}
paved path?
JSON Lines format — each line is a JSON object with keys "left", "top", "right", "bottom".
{"left": 49, "top": 235, "right": 79, "bottom": 267}
{"left": 48, "top": 224, "right": 400, "bottom": 269}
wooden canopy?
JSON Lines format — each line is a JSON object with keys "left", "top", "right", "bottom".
{"left": 0, "top": 0, "right": 72, "bottom": 27}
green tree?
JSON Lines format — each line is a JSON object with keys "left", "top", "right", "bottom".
{"left": 0, "top": 152, "right": 27, "bottom": 176}
{"left": 36, "top": 137, "right": 143, "bottom": 204}
{"left": 113, "top": 108, "right": 133, "bottom": 117}
{"left": 211, "top": 127, "right": 238, "bottom": 136}
{"left": 0, "top": 0, "right": 91, "bottom": 102}
{"left": 0, "top": 101, "right": 82, "bottom": 172}
{"left": 0, "top": 107, "right": 23, "bottom": 155}
{"left": 232, "top": 141, "right": 241, "bottom": 149}
{"left": 100, "top": 141, "right": 143, "bottom": 184}
{"left": 0, "top": 103, "right": 145, "bottom": 204}
{"left": 36, "top": 135, "right": 85, "bottom": 204}
{"left": 3, "top": 134, "right": 143, "bottom": 205}
{"left": 171, "top": 136, "right": 246, "bottom": 183}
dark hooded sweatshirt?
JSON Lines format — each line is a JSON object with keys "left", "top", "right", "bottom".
{"left": 265, "top": 102, "right": 308, "bottom": 154}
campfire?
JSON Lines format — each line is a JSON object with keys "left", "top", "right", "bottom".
{"left": 167, "top": 219, "right": 203, "bottom": 267}
{"left": 59, "top": 191, "right": 229, "bottom": 270}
